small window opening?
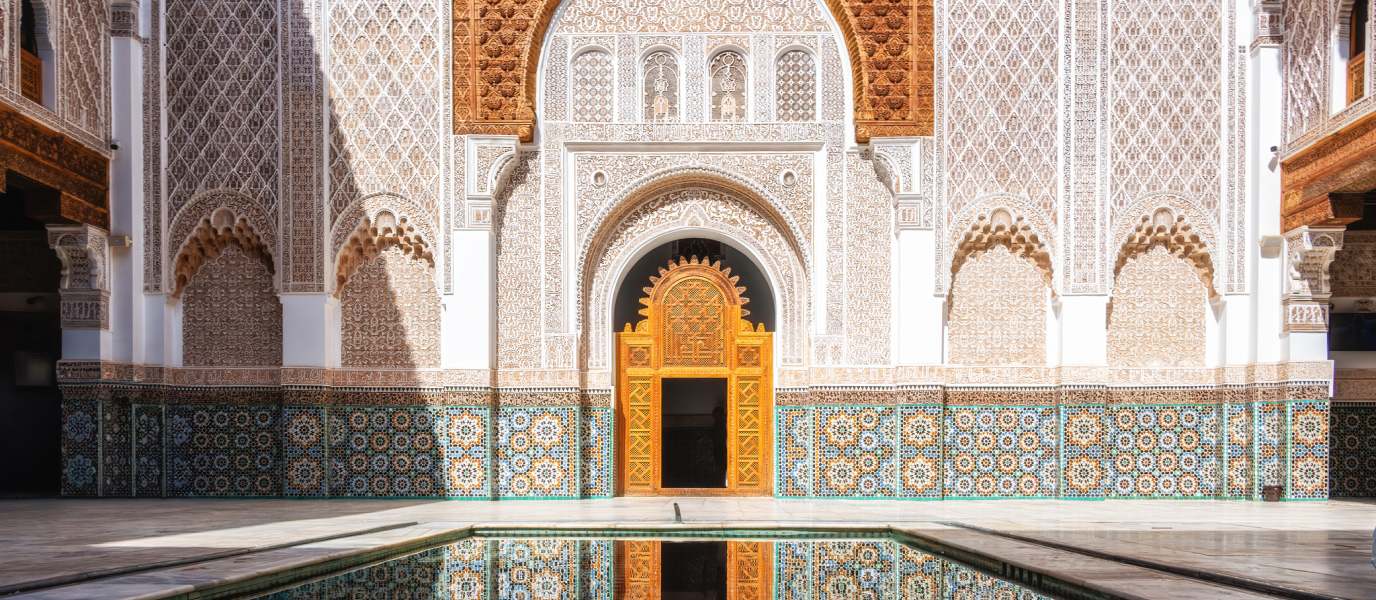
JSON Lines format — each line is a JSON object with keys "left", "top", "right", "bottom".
{"left": 660, "top": 378, "right": 728, "bottom": 489}
{"left": 18, "top": 0, "right": 53, "bottom": 109}
{"left": 1349, "top": 0, "right": 1369, "bottom": 104}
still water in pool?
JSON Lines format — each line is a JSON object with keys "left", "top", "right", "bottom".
{"left": 249, "top": 538, "right": 1054, "bottom": 599}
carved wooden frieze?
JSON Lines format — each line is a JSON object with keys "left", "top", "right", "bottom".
{"left": 0, "top": 103, "right": 108, "bottom": 228}
{"left": 452, "top": 0, "right": 933, "bottom": 142}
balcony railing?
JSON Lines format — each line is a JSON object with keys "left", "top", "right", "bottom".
{"left": 20, "top": 50, "right": 41, "bottom": 104}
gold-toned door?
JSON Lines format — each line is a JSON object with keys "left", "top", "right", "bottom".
{"left": 617, "top": 256, "right": 772, "bottom": 496}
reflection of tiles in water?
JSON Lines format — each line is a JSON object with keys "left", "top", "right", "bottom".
{"left": 249, "top": 539, "right": 1053, "bottom": 600}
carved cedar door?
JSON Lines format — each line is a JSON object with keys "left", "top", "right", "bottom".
{"left": 617, "top": 256, "right": 773, "bottom": 496}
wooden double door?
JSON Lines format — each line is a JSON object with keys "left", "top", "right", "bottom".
{"left": 616, "top": 257, "right": 773, "bottom": 496}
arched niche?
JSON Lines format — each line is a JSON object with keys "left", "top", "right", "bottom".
{"left": 582, "top": 182, "right": 808, "bottom": 379}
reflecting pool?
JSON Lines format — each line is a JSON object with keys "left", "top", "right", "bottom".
{"left": 246, "top": 537, "right": 1069, "bottom": 599}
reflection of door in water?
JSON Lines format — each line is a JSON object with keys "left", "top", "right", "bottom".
{"left": 614, "top": 541, "right": 772, "bottom": 600}
{"left": 661, "top": 378, "right": 728, "bottom": 488}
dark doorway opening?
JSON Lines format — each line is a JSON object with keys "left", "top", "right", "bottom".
{"left": 661, "top": 378, "right": 728, "bottom": 488}
{"left": 0, "top": 183, "right": 63, "bottom": 496}
{"left": 661, "top": 541, "right": 728, "bottom": 600}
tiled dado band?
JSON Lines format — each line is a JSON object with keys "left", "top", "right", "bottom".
{"left": 58, "top": 385, "right": 613, "bottom": 499}
{"left": 776, "top": 384, "right": 1335, "bottom": 500}
{"left": 55, "top": 380, "right": 1358, "bottom": 500}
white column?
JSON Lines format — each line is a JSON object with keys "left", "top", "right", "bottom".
{"left": 1058, "top": 296, "right": 1107, "bottom": 366}
{"left": 1249, "top": 0, "right": 1286, "bottom": 364}
{"left": 109, "top": 10, "right": 143, "bottom": 366}
{"left": 281, "top": 294, "right": 339, "bottom": 368}
{"left": 896, "top": 227, "right": 943, "bottom": 364}
{"left": 443, "top": 229, "right": 495, "bottom": 369}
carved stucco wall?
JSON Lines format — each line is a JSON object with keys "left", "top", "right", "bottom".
{"left": 947, "top": 244, "right": 1047, "bottom": 366}
{"left": 1282, "top": 0, "right": 1330, "bottom": 145}
{"left": 840, "top": 154, "right": 892, "bottom": 365}
{"left": 327, "top": 0, "right": 450, "bottom": 239}
{"left": 495, "top": 153, "right": 544, "bottom": 370}
{"left": 939, "top": 0, "right": 1059, "bottom": 224}
{"left": 1107, "top": 245, "right": 1207, "bottom": 367}
{"left": 182, "top": 245, "right": 283, "bottom": 367}
{"left": 0, "top": 0, "right": 108, "bottom": 148}
{"left": 339, "top": 245, "right": 441, "bottom": 368}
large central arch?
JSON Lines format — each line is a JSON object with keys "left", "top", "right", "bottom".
{"left": 580, "top": 177, "right": 810, "bottom": 388}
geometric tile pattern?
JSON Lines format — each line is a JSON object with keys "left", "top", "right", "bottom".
{"left": 897, "top": 406, "right": 942, "bottom": 498}
{"left": 813, "top": 540, "right": 895, "bottom": 600}
{"left": 945, "top": 562, "right": 1052, "bottom": 600}
{"left": 580, "top": 408, "right": 613, "bottom": 498}
{"left": 813, "top": 407, "right": 896, "bottom": 497}
{"left": 61, "top": 397, "right": 1337, "bottom": 500}
{"left": 777, "top": 407, "right": 811, "bottom": 497}
{"left": 443, "top": 539, "right": 488, "bottom": 598}
{"left": 498, "top": 407, "right": 578, "bottom": 498}
{"left": 257, "top": 545, "right": 450, "bottom": 599}
{"left": 1257, "top": 402, "right": 1285, "bottom": 489}
{"left": 438, "top": 407, "right": 493, "bottom": 498}
{"left": 133, "top": 404, "right": 164, "bottom": 497}
{"left": 166, "top": 405, "right": 279, "bottom": 496}
{"left": 898, "top": 544, "right": 942, "bottom": 598}
{"left": 945, "top": 407, "right": 1057, "bottom": 498}
{"left": 1224, "top": 402, "right": 1254, "bottom": 498}
{"left": 497, "top": 539, "right": 577, "bottom": 600}
{"left": 775, "top": 541, "right": 810, "bottom": 600}
{"left": 282, "top": 407, "right": 326, "bottom": 497}
{"left": 1288, "top": 400, "right": 1329, "bottom": 499}
{"left": 329, "top": 407, "right": 446, "bottom": 497}
{"left": 102, "top": 402, "right": 133, "bottom": 497}
{"left": 580, "top": 540, "right": 613, "bottom": 600}
{"left": 1061, "top": 406, "right": 1109, "bottom": 498}
{"left": 1331, "top": 402, "right": 1376, "bottom": 497}
{"left": 1107, "top": 405, "right": 1218, "bottom": 498}
{"left": 60, "top": 399, "right": 99, "bottom": 496}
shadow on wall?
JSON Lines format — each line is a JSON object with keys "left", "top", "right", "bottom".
{"left": 613, "top": 238, "right": 776, "bottom": 333}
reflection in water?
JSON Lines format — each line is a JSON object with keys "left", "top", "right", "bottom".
{"left": 250, "top": 538, "right": 1054, "bottom": 599}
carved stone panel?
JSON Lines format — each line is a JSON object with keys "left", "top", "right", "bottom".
{"left": 340, "top": 246, "right": 441, "bottom": 368}
{"left": 948, "top": 245, "right": 1047, "bottom": 366}
{"left": 1107, "top": 246, "right": 1207, "bottom": 367}
{"left": 182, "top": 245, "right": 283, "bottom": 367}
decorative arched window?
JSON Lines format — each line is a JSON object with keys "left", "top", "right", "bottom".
{"left": 775, "top": 50, "right": 816, "bottom": 121}
{"left": 19, "top": 0, "right": 51, "bottom": 106}
{"left": 642, "top": 51, "right": 679, "bottom": 122}
{"left": 1349, "top": 0, "right": 1369, "bottom": 104}
{"left": 571, "top": 49, "right": 614, "bottom": 122}
{"left": 709, "top": 51, "right": 747, "bottom": 122}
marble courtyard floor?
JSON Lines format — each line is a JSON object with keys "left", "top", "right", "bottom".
{"left": 1, "top": 497, "right": 1374, "bottom": 599}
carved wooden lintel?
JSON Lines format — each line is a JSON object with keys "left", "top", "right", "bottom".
{"left": 0, "top": 103, "right": 108, "bottom": 229}
{"left": 1281, "top": 108, "right": 1376, "bottom": 230}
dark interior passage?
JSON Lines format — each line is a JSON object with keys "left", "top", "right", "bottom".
{"left": 661, "top": 378, "right": 728, "bottom": 489}
{"left": 0, "top": 185, "right": 63, "bottom": 495}
{"left": 660, "top": 541, "right": 727, "bottom": 600}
